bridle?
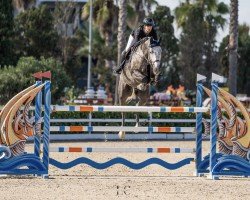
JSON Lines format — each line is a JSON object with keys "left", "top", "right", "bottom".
{"left": 132, "top": 44, "right": 160, "bottom": 71}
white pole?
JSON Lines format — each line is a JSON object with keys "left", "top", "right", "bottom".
{"left": 87, "top": 0, "right": 93, "bottom": 88}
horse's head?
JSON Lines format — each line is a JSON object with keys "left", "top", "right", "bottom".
{"left": 147, "top": 37, "right": 162, "bottom": 84}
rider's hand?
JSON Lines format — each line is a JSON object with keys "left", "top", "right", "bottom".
{"left": 121, "top": 50, "right": 126, "bottom": 57}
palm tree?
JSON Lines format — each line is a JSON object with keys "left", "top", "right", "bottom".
{"left": 117, "top": 0, "right": 127, "bottom": 65}
{"left": 82, "top": 0, "right": 117, "bottom": 68}
{"left": 127, "top": 0, "right": 158, "bottom": 28}
{"left": 202, "top": 0, "right": 229, "bottom": 75}
{"left": 175, "top": 0, "right": 228, "bottom": 29}
{"left": 228, "top": 0, "right": 238, "bottom": 96}
{"left": 175, "top": 0, "right": 228, "bottom": 88}
{"left": 115, "top": 0, "right": 127, "bottom": 105}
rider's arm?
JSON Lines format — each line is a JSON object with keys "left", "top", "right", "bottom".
{"left": 125, "top": 27, "right": 139, "bottom": 52}
{"left": 131, "top": 27, "right": 141, "bottom": 43}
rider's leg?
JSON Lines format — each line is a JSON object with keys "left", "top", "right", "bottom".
{"left": 125, "top": 34, "right": 136, "bottom": 52}
{"left": 114, "top": 35, "right": 135, "bottom": 74}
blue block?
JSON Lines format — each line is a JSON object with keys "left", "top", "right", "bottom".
{"left": 59, "top": 126, "right": 65, "bottom": 132}
{"left": 148, "top": 127, "right": 153, "bottom": 132}
{"left": 189, "top": 107, "right": 194, "bottom": 112}
{"left": 175, "top": 127, "right": 181, "bottom": 132}
{"left": 86, "top": 147, "right": 92, "bottom": 152}
{"left": 160, "top": 107, "right": 166, "bottom": 112}
{"left": 69, "top": 106, "right": 75, "bottom": 111}
{"left": 98, "top": 107, "right": 104, "bottom": 112}
{"left": 175, "top": 148, "right": 181, "bottom": 153}
{"left": 58, "top": 147, "right": 64, "bottom": 152}
{"left": 147, "top": 148, "right": 153, "bottom": 153}
{"left": 87, "top": 126, "right": 93, "bottom": 131}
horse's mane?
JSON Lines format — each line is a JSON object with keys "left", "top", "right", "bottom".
{"left": 131, "top": 37, "right": 150, "bottom": 53}
{"left": 130, "top": 37, "right": 160, "bottom": 54}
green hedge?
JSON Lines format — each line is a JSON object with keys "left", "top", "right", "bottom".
{"left": 50, "top": 111, "right": 213, "bottom": 134}
{"left": 51, "top": 111, "right": 211, "bottom": 127}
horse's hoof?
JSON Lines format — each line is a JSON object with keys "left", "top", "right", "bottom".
{"left": 118, "top": 131, "right": 125, "bottom": 140}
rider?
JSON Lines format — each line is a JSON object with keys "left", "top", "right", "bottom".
{"left": 113, "top": 17, "right": 158, "bottom": 74}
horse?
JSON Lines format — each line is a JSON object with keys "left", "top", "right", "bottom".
{"left": 117, "top": 37, "right": 162, "bottom": 139}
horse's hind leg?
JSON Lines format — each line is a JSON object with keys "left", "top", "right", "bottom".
{"left": 118, "top": 111, "right": 126, "bottom": 140}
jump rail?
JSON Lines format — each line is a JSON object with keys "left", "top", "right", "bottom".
{"left": 51, "top": 105, "right": 209, "bottom": 113}
{"left": 49, "top": 147, "right": 196, "bottom": 153}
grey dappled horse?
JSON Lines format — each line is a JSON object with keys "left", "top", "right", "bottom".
{"left": 118, "top": 37, "right": 162, "bottom": 139}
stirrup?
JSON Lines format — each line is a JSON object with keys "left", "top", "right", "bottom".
{"left": 113, "top": 69, "right": 121, "bottom": 75}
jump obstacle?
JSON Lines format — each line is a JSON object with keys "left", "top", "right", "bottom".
{"left": 0, "top": 73, "right": 249, "bottom": 179}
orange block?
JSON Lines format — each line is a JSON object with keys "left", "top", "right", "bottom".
{"left": 80, "top": 106, "right": 93, "bottom": 112}
{"left": 170, "top": 107, "right": 184, "bottom": 112}
{"left": 157, "top": 148, "right": 170, "bottom": 153}
{"left": 69, "top": 147, "right": 82, "bottom": 152}
{"left": 158, "top": 127, "right": 171, "bottom": 132}
{"left": 70, "top": 126, "right": 84, "bottom": 132}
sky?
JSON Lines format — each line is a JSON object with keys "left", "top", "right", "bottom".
{"left": 156, "top": 0, "right": 250, "bottom": 43}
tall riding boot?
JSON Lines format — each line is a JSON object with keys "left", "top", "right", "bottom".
{"left": 113, "top": 51, "right": 127, "bottom": 74}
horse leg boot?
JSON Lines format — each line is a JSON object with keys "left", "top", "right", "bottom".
{"left": 118, "top": 112, "right": 126, "bottom": 140}
{"left": 135, "top": 113, "right": 140, "bottom": 128}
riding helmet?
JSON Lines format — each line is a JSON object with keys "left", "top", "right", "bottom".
{"left": 143, "top": 17, "right": 155, "bottom": 26}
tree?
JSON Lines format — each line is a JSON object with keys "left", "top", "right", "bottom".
{"left": 82, "top": 0, "right": 118, "bottom": 68}
{"left": 117, "top": 0, "right": 127, "bottom": 65}
{"left": 219, "top": 24, "right": 250, "bottom": 96}
{"left": 115, "top": 0, "right": 127, "bottom": 104}
{"left": 175, "top": 0, "right": 228, "bottom": 89}
{"left": 237, "top": 25, "right": 250, "bottom": 96}
{"left": 53, "top": 2, "right": 85, "bottom": 85}
{"left": 202, "top": 0, "right": 228, "bottom": 76}
{"left": 150, "top": 6, "right": 179, "bottom": 90}
{"left": 228, "top": 0, "right": 238, "bottom": 96}
{"left": 0, "top": 57, "right": 71, "bottom": 104}
{"left": 0, "top": 0, "right": 16, "bottom": 67}
{"left": 127, "top": 0, "right": 158, "bottom": 28}
{"left": 14, "top": 5, "right": 59, "bottom": 59}
{"left": 176, "top": 4, "right": 204, "bottom": 90}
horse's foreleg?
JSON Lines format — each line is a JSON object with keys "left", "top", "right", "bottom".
{"left": 135, "top": 113, "right": 139, "bottom": 127}
{"left": 118, "top": 112, "right": 126, "bottom": 140}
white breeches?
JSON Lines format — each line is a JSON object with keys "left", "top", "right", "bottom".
{"left": 125, "top": 34, "right": 135, "bottom": 52}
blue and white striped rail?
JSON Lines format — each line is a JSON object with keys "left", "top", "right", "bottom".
{"left": 50, "top": 126, "right": 195, "bottom": 133}
{"left": 51, "top": 105, "right": 209, "bottom": 113}
{"left": 50, "top": 146, "right": 196, "bottom": 153}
